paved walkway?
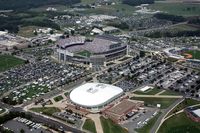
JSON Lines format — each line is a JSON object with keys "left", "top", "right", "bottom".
{"left": 155, "top": 90, "right": 166, "bottom": 96}
{"left": 87, "top": 114, "right": 104, "bottom": 133}
{"left": 129, "top": 94, "right": 183, "bottom": 98}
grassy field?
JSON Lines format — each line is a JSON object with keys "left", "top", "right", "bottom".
{"left": 30, "top": 107, "right": 61, "bottom": 116}
{"left": 0, "top": 55, "right": 25, "bottom": 72}
{"left": 135, "top": 112, "right": 161, "bottom": 133}
{"left": 134, "top": 88, "right": 162, "bottom": 95}
{"left": 76, "top": 50, "right": 92, "bottom": 57}
{"left": 160, "top": 90, "right": 180, "bottom": 96}
{"left": 18, "top": 26, "right": 39, "bottom": 37}
{"left": 78, "top": 4, "right": 136, "bottom": 16}
{"left": 168, "top": 24, "right": 199, "bottom": 32}
{"left": 185, "top": 50, "right": 200, "bottom": 60}
{"left": 131, "top": 97, "right": 178, "bottom": 109}
{"left": 158, "top": 112, "right": 200, "bottom": 133}
{"left": 83, "top": 119, "right": 97, "bottom": 133}
{"left": 80, "top": 0, "right": 96, "bottom": 4}
{"left": 167, "top": 98, "right": 200, "bottom": 117}
{"left": 53, "top": 95, "right": 64, "bottom": 102}
{"left": 149, "top": 3, "right": 200, "bottom": 16}
{"left": 100, "top": 116, "right": 128, "bottom": 133}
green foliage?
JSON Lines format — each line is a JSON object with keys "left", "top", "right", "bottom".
{"left": 53, "top": 95, "right": 64, "bottom": 102}
{"left": 0, "top": 0, "right": 81, "bottom": 10}
{"left": 83, "top": 119, "right": 97, "bottom": 133}
{"left": 158, "top": 113, "right": 200, "bottom": 133}
{"left": 122, "top": 0, "right": 154, "bottom": 6}
{"left": 154, "top": 13, "right": 186, "bottom": 23}
{"left": 131, "top": 97, "right": 178, "bottom": 109}
{"left": 100, "top": 116, "right": 128, "bottom": 133}
{"left": 30, "top": 107, "right": 61, "bottom": 116}
{"left": 0, "top": 55, "right": 25, "bottom": 72}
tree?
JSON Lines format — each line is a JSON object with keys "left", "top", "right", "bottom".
{"left": 34, "top": 30, "right": 38, "bottom": 36}
{"left": 71, "top": 30, "right": 75, "bottom": 36}
{"left": 139, "top": 51, "right": 145, "bottom": 57}
{"left": 49, "top": 30, "right": 54, "bottom": 35}
{"left": 20, "top": 129, "right": 25, "bottom": 133}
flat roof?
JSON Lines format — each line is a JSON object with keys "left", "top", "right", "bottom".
{"left": 193, "top": 109, "right": 200, "bottom": 117}
{"left": 140, "top": 86, "right": 152, "bottom": 92}
{"left": 70, "top": 83, "right": 123, "bottom": 108}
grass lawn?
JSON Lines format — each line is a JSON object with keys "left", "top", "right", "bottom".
{"left": 134, "top": 88, "right": 162, "bottom": 95}
{"left": 18, "top": 26, "right": 39, "bottom": 37}
{"left": 160, "top": 90, "right": 180, "bottom": 96}
{"left": 149, "top": 3, "right": 200, "bottom": 16}
{"left": 131, "top": 97, "right": 178, "bottom": 109}
{"left": 64, "top": 92, "right": 69, "bottom": 97}
{"left": 76, "top": 50, "right": 92, "bottom": 57}
{"left": 53, "top": 95, "right": 64, "bottom": 102}
{"left": 135, "top": 112, "right": 161, "bottom": 133}
{"left": 30, "top": 107, "right": 61, "bottom": 116}
{"left": 81, "top": 0, "right": 96, "bottom": 4}
{"left": 186, "top": 50, "right": 200, "bottom": 60}
{"left": 78, "top": 3, "right": 136, "bottom": 16}
{"left": 167, "top": 98, "right": 200, "bottom": 117}
{"left": 168, "top": 24, "right": 199, "bottom": 32}
{"left": 100, "top": 116, "right": 128, "bottom": 133}
{"left": 83, "top": 119, "right": 97, "bottom": 133}
{"left": 158, "top": 112, "right": 200, "bottom": 133}
{"left": 0, "top": 55, "right": 25, "bottom": 72}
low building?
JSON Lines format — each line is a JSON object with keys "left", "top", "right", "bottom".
{"left": 185, "top": 107, "right": 200, "bottom": 123}
{"left": 102, "top": 99, "right": 144, "bottom": 123}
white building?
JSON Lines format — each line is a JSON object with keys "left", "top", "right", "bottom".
{"left": 69, "top": 83, "right": 124, "bottom": 111}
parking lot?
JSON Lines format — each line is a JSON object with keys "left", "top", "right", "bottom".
{"left": 0, "top": 59, "right": 89, "bottom": 104}
{"left": 3, "top": 117, "right": 51, "bottom": 133}
{"left": 122, "top": 107, "right": 159, "bottom": 133}
{"left": 53, "top": 110, "right": 83, "bottom": 129}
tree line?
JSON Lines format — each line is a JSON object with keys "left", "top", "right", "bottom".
{"left": 0, "top": 0, "right": 81, "bottom": 10}
{"left": 122, "top": 0, "right": 154, "bottom": 6}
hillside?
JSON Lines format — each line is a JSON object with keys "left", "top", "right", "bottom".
{"left": 0, "top": 0, "right": 81, "bottom": 10}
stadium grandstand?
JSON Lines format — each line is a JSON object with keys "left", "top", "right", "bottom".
{"left": 55, "top": 35, "right": 128, "bottom": 67}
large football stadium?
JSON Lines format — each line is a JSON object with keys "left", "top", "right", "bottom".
{"left": 55, "top": 35, "right": 128, "bottom": 67}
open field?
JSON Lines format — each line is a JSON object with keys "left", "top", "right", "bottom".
{"left": 53, "top": 95, "right": 64, "bottom": 102}
{"left": 131, "top": 97, "right": 178, "bottom": 109}
{"left": 160, "top": 90, "right": 180, "bottom": 96}
{"left": 0, "top": 55, "right": 25, "bottom": 72}
{"left": 134, "top": 88, "right": 162, "bottom": 95}
{"left": 167, "top": 98, "right": 200, "bottom": 117}
{"left": 169, "top": 24, "right": 199, "bottom": 32}
{"left": 18, "top": 26, "right": 39, "bottom": 37}
{"left": 78, "top": 4, "right": 136, "bottom": 16}
{"left": 100, "top": 116, "right": 128, "bottom": 133}
{"left": 149, "top": 3, "right": 200, "bottom": 16}
{"left": 158, "top": 112, "right": 200, "bottom": 133}
{"left": 135, "top": 112, "right": 161, "bottom": 133}
{"left": 83, "top": 119, "right": 97, "bottom": 133}
{"left": 30, "top": 107, "right": 61, "bottom": 116}
{"left": 29, "top": 4, "right": 69, "bottom": 12}
{"left": 185, "top": 50, "right": 200, "bottom": 60}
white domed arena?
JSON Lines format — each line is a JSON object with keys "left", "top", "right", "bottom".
{"left": 69, "top": 83, "right": 123, "bottom": 110}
